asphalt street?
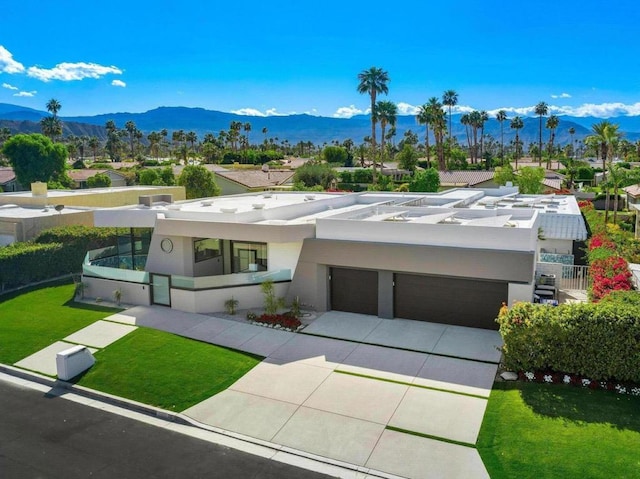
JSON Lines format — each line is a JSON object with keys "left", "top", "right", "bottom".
{"left": 0, "top": 379, "right": 336, "bottom": 479}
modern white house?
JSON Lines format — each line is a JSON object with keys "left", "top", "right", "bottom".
{"left": 82, "top": 188, "right": 588, "bottom": 330}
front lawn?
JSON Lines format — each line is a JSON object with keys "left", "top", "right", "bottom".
{"left": 477, "top": 381, "right": 640, "bottom": 478}
{"left": 0, "top": 281, "right": 119, "bottom": 364}
{"left": 76, "top": 328, "right": 262, "bottom": 411}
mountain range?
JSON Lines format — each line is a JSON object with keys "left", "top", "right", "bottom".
{"left": 2, "top": 103, "right": 640, "bottom": 146}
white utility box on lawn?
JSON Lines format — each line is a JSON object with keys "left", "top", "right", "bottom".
{"left": 56, "top": 345, "right": 95, "bottom": 380}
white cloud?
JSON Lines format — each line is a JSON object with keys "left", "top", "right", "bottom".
{"left": 483, "top": 102, "right": 640, "bottom": 119}
{"left": 13, "top": 90, "right": 37, "bottom": 97}
{"left": 2, "top": 82, "right": 18, "bottom": 90}
{"left": 333, "top": 104, "right": 365, "bottom": 118}
{"left": 451, "top": 104, "right": 475, "bottom": 114}
{"left": 0, "top": 46, "right": 25, "bottom": 74}
{"left": 231, "top": 108, "right": 266, "bottom": 117}
{"left": 111, "top": 79, "right": 126, "bottom": 88}
{"left": 27, "top": 62, "right": 122, "bottom": 82}
{"left": 396, "top": 102, "right": 419, "bottom": 115}
{"left": 231, "top": 107, "right": 289, "bottom": 117}
{"left": 551, "top": 92, "right": 572, "bottom": 99}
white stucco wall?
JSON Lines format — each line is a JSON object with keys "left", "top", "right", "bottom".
{"left": 82, "top": 277, "right": 151, "bottom": 306}
{"left": 268, "top": 242, "right": 304, "bottom": 275}
{"left": 171, "top": 282, "right": 290, "bottom": 314}
{"left": 508, "top": 282, "right": 535, "bottom": 306}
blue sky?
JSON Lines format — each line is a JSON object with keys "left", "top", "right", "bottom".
{"left": 1, "top": 0, "right": 639, "bottom": 118}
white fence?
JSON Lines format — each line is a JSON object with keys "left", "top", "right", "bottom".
{"left": 537, "top": 262, "right": 590, "bottom": 291}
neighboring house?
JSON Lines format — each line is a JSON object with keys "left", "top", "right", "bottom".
{"left": 438, "top": 171, "right": 498, "bottom": 189}
{"left": 0, "top": 204, "right": 93, "bottom": 246}
{"left": 0, "top": 183, "right": 185, "bottom": 208}
{"left": 83, "top": 188, "right": 588, "bottom": 331}
{"left": 213, "top": 169, "right": 295, "bottom": 195}
{"left": 0, "top": 167, "right": 24, "bottom": 192}
{"left": 68, "top": 169, "right": 128, "bottom": 189}
{"left": 623, "top": 184, "right": 640, "bottom": 205}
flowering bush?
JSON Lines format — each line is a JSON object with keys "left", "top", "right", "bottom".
{"left": 517, "top": 370, "right": 640, "bottom": 397}
{"left": 590, "top": 252, "right": 633, "bottom": 302}
{"left": 254, "top": 313, "right": 302, "bottom": 330}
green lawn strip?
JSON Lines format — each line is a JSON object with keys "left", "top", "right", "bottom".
{"left": 0, "top": 282, "right": 120, "bottom": 365}
{"left": 76, "top": 327, "right": 262, "bottom": 412}
{"left": 334, "top": 369, "right": 488, "bottom": 400}
{"left": 385, "top": 425, "right": 476, "bottom": 448}
{"left": 477, "top": 381, "right": 640, "bottom": 479}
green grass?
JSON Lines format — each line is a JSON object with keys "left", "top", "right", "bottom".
{"left": 0, "top": 282, "right": 119, "bottom": 364}
{"left": 477, "top": 381, "right": 640, "bottom": 479}
{"left": 76, "top": 328, "right": 262, "bottom": 411}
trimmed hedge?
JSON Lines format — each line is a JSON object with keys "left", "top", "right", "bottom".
{"left": 0, "top": 226, "right": 118, "bottom": 291}
{"left": 497, "top": 300, "right": 640, "bottom": 382}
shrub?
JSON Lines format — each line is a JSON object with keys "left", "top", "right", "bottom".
{"left": 497, "top": 300, "right": 640, "bottom": 382}
{"left": 0, "top": 226, "right": 118, "bottom": 290}
{"left": 254, "top": 313, "right": 301, "bottom": 330}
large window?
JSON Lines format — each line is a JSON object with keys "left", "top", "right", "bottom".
{"left": 194, "top": 238, "right": 222, "bottom": 263}
{"left": 231, "top": 241, "right": 267, "bottom": 273}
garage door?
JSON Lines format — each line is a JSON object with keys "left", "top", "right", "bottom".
{"left": 330, "top": 268, "right": 378, "bottom": 315}
{"left": 394, "top": 274, "right": 507, "bottom": 330}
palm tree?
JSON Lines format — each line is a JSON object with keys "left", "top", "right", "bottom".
{"left": 460, "top": 113, "right": 472, "bottom": 159}
{"left": 442, "top": 90, "right": 458, "bottom": 140}
{"left": 534, "top": 102, "right": 548, "bottom": 166}
{"left": 46, "top": 98, "right": 61, "bottom": 118}
{"left": 416, "top": 103, "right": 434, "bottom": 164}
{"left": 40, "top": 116, "right": 62, "bottom": 140}
{"left": 545, "top": 115, "right": 559, "bottom": 168}
{"left": 357, "top": 66, "right": 390, "bottom": 184}
{"left": 568, "top": 126, "right": 576, "bottom": 158}
{"left": 589, "top": 120, "right": 621, "bottom": 183}
{"left": 375, "top": 101, "right": 398, "bottom": 164}
{"left": 124, "top": 120, "right": 138, "bottom": 159}
{"left": 479, "top": 110, "right": 489, "bottom": 162}
{"left": 243, "top": 122, "right": 251, "bottom": 146}
{"left": 510, "top": 116, "right": 524, "bottom": 170}
{"left": 186, "top": 131, "right": 198, "bottom": 152}
{"left": 496, "top": 110, "right": 508, "bottom": 160}
{"left": 88, "top": 136, "right": 100, "bottom": 161}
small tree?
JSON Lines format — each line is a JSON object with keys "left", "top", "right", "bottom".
{"left": 293, "top": 161, "right": 337, "bottom": 189}
{"left": 493, "top": 163, "right": 516, "bottom": 186}
{"left": 409, "top": 168, "right": 440, "bottom": 192}
{"left": 261, "top": 280, "right": 285, "bottom": 315}
{"left": 177, "top": 165, "right": 220, "bottom": 199}
{"left": 322, "top": 146, "right": 348, "bottom": 164}
{"left": 2, "top": 133, "right": 67, "bottom": 186}
{"left": 516, "top": 166, "right": 545, "bottom": 194}
{"left": 87, "top": 173, "right": 112, "bottom": 188}
{"left": 395, "top": 144, "right": 418, "bottom": 171}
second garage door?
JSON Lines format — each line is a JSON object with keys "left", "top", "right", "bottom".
{"left": 330, "top": 267, "right": 378, "bottom": 315}
{"left": 394, "top": 273, "right": 507, "bottom": 330}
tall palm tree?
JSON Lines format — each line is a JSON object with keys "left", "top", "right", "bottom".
{"left": 510, "top": 116, "right": 524, "bottom": 170}
{"left": 479, "top": 110, "right": 489, "bottom": 162}
{"left": 243, "top": 122, "right": 251, "bottom": 147}
{"left": 460, "top": 113, "right": 472, "bottom": 159}
{"left": 568, "top": 126, "right": 576, "bottom": 158}
{"left": 88, "top": 136, "right": 100, "bottom": 161}
{"left": 496, "top": 110, "right": 508, "bottom": 160}
{"left": 40, "top": 116, "right": 62, "bottom": 140}
{"left": 442, "top": 90, "right": 458, "bottom": 140}
{"left": 416, "top": 103, "right": 434, "bottom": 164}
{"left": 534, "top": 102, "right": 548, "bottom": 166}
{"left": 357, "top": 66, "right": 390, "bottom": 184}
{"left": 588, "top": 120, "right": 621, "bottom": 183}
{"left": 124, "top": 120, "right": 138, "bottom": 158}
{"left": 375, "top": 101, "right": 398, "bottom": 165}
{"left": 46, "top": 98, "right": 61, "bottom": 118}
{"left": 545, "top": 115, "right": 559, "bottom": 168}
{"left": 186, "top": 131, "right": 198, "bottom": 152}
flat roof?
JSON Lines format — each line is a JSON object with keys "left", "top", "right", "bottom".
{"left": 0, "top": 204, "right": 89, "bottom": 219}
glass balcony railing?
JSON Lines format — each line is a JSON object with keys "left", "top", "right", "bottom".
{"left": 83, "top": 252, "right": 150, "bottom": 283}
{"left": 83, "top": 251, "right": 290, "bottom": 290}
{"left": 171, "top": 269, "right": 292, "bottom": 290}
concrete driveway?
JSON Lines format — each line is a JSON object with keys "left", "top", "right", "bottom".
{"left": 115, "top": 307, "right": 497, "bottom": 478}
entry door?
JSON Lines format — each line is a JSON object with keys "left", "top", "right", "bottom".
{"left": 150, "top": 274, "right": 171, "bottom": 306}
